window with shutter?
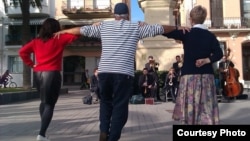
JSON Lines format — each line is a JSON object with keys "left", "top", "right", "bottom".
{"left": 241, "top": 0, "right": 250, "bottom": 27}
{"left": 210, "top": 0, "right": 224, "bottom": 28}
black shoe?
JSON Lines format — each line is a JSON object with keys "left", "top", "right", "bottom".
{"left": 157, "top": 99, "right": 162, "bottom": 101}
{"left": 99, "top": 132, "right": 108, "bottom": 141}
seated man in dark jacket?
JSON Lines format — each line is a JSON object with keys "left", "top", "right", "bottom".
{"left": 138, "top": 68, "right": 155, "bottom": 98}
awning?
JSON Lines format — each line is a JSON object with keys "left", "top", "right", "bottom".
{"left": 3, "top": 18, "right": 113, "bottom": 26}
{"left": 3, "top": 18, "right": 47, "bottom": 25}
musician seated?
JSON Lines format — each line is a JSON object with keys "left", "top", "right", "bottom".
{"left": 218, "top": 55, "right": 235, "bottom": 96}
{"left": 144, "top": 55, "right": 161, "bottom": 101}
{"left": 163, "top": 68, "right": 178, "bottom": 102}
{"left": 138, "top": 68, "right": 155, "bottom": 98}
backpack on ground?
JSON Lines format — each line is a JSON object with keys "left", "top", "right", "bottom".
{"left": 82, "top": 94, "right": 92, "bottom": 105}
{"left": 130, "top": 94, "right": 145, "bottom": 104}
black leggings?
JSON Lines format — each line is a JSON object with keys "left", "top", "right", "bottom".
{"left": 34, "top": 71, "right": 61, "bottom": 137}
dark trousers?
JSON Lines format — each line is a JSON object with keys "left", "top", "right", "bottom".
{"left": 220, "top": 79, "right": 226, "bottom": 96}
{"left": 98, "top": 73, "right": 134, "bottom": 141}
{"left": 167, "top": 85, "right": 176, "bottom": 102}
{"left": 80, "top": 81, "right": 89, "bottom": 89}
{"left": 149, "top": 72, "right": 161, "bottom": 100}
{"left": 34, "top": 71, "right": 61, "bottom": 137}
{"left": 155, "top": 82, "right": 161, "bottom": 100}
{"left": 140, "top": 87, "right": 151, "bottom": 98}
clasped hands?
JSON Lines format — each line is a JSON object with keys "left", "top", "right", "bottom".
{"left": 195, "top": 58, "right": 211, "bottom": 68}
{"left": 143, "top": 82, "right": 152, "bottom": 88}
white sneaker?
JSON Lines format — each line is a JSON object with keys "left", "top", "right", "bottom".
{"left": 36, "top": 135, "right": 50, "bottom": 141}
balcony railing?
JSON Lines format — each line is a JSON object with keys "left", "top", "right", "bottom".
{"left": 5, "top": 34, "right": 21, "bottom": 45}
{"left": 61, "top": 0, "right": 112, "bottom": 19}
{"left": 61, "top": 0, "right": 111, "bottom": 14}
{"left": 67, "top": 36, "right": 101, "bottom": 47}
{"left": 204, "top": 17, "right": 250, "bottom": 29}
{"left": 6, "top": 2, "right": 49, "bottom": 18}
{"left": 4, "top": 25, "right": 40, "bottom": 46}
{"left": 62, "top": 5, "right": 111, "bottom": 14}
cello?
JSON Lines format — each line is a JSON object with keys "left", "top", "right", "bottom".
{"left": 223, "top": 49, "right": 243, "bottom": 98}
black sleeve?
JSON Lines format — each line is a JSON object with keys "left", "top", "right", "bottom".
{"left": 148, "top": 75, "right": 155, "bottom": 86}
{"left": 229, "top": 61, "right": 235, "bottom": 67}
{"left": 138, "top": 76, "right": 143, "bottom": 87}
{"left": 90, "top": 76, "right": 97, "bottom": 92}
{"left": 208, "top": 35, "right": 223, "bottom": 63}
{"left": 162, "top": 30, "right": 184, "bottom": 41}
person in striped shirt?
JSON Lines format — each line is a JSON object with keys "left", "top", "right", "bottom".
{"left": 55, "top": 2, "right": 188, "bottom": 141}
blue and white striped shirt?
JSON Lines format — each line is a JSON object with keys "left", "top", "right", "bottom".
{"left": 80, "top": 20, "right": 164, "bottom": 77}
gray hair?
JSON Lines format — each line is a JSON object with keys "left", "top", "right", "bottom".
{"left": 114, "top": 14, "right": 129, "bottom": 19}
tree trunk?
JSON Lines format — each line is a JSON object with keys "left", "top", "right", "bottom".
{"left": 21, "top": 0, "right": 32, "bottom": 90}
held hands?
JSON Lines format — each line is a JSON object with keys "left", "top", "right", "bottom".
{"left": 195, "top": 58, "right": 211, "bottom": 68}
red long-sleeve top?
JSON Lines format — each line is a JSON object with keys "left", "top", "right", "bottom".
{"left": 19, "top": 33, "right": 78, "bottom": 72}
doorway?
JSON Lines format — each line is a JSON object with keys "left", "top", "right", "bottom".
{"left": 63, "top": 56, "right": 85, "bottom": 85}
{"left": 242, "top": 41, "right": 250, "bottom": 81}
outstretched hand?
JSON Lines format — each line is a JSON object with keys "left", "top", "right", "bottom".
{"left": 53, "top": 31, "right": 64, "bottom": 39}
{"left": 92, "top": 22, "right": 101, "bottom": 26}
{"left": 177, "top": 26, "right": 191, "bottom": 34}
{"left": 138, "top": 21, "right": 148, "bottom": 26}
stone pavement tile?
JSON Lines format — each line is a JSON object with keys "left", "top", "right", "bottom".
{"left": 1, "top": 89, "right": 250, "bottom": 141}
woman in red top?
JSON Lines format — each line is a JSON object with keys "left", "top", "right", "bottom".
{"left": 19, "top": 18, "right": 78, "bottom": 141}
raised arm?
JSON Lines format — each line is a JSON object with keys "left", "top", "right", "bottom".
{"left": 162, "top": 25, "right": 190, "bottom": 34}
{"left": 54, "top": 27, "right": 81, "bottom": 38}
{"left": 162, "top": 25, "right": 177, "bottom": 33}
{"left": 138, "top": 21, "right": 189, "bottom": 33}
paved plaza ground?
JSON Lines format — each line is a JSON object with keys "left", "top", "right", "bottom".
{"left": 0, "top": 87, "right": 250, "bottom": 141}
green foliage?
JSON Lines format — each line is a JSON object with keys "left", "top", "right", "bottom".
{"left": 157, "top": 71, "right": 168, "bottom": 88}
{"left": 133, "top": 70, "right": 143, "bottom": 95}
{"left": 0, "top": 88, "right": 35, "bottom": 93}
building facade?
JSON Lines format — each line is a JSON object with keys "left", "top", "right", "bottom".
{"left": 0, "top": 3, "right": 4, "bottom": 80}
{"left": 0, "top": 0, "right": 128, "bottom": 87}
{"left": 137, "top": 0, "right": 183, "bottom": 72}
{"left": 2, "top": 0, "right": 249, "bottom": 89}
{"left": 0, "top": 0, "right": 52, "bottom": 87}
{"left": 182, "top": 0, "right": 250, "bottom": 86}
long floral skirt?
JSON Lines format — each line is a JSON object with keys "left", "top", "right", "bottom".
{"left": 172, "top": 74, "right": 220, "bottom": 125}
